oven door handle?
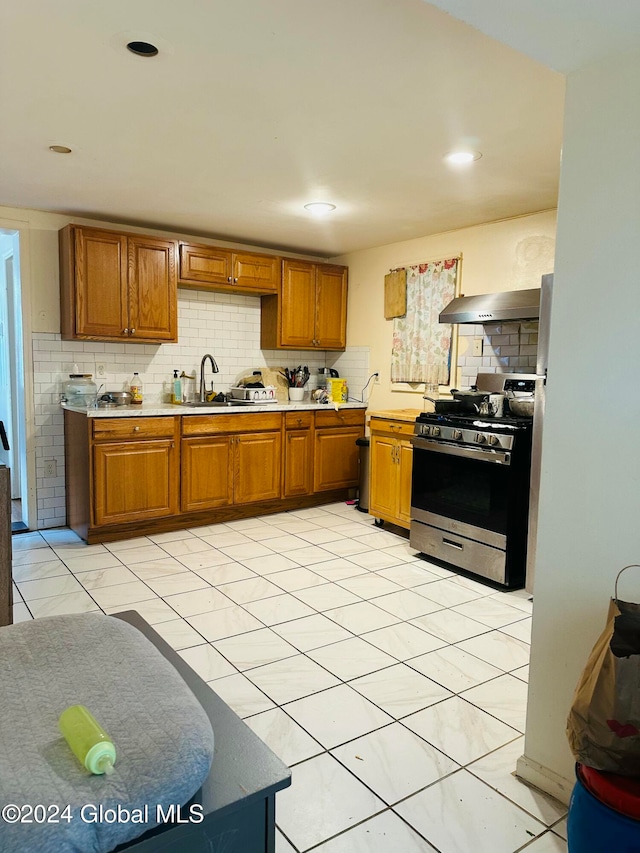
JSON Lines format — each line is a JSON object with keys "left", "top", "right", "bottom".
{"left": 410, "top": 436, "right": 511, "bottom": 465}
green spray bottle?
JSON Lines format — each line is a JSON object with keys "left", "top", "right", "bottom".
{"left": 59, "top": 705, "right": 116, "bottom": 775}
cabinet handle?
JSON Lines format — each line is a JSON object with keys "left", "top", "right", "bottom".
{"left": 234, "top": 277, "right": 238, "bottom": 283}
{"left": 133, "top": 426, "right": 140, "bottom": 432}
{"left": 123, "top": 328, "right": 129, "bottom": 335}
{"left": 227, "top": 276, "right": 232, "bottom": 282}
{"left": 130, "top": 328, "right": 136, "bottom": 335}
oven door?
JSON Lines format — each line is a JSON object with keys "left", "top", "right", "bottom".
{"left": 410, "top": 436, "right": 513, "bottom": 539}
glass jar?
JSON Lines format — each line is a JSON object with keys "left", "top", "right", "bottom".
{"left": 64, "top": 374, "right": 98, "bottom": 408}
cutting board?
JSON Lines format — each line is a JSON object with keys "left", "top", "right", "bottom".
{"left": 384, "top": 269, "right": 406, "bottom": 319}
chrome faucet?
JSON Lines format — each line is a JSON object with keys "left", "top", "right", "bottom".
{"left": 199, "top": 354, "right": 219, "bottom": 402}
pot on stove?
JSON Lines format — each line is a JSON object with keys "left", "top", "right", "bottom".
{"left": 449, "top": 386, "right": 490, "bottom": 413}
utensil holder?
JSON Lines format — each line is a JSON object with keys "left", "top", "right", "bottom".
{"left": 288, "top": 387, "right": 305, "bottom": 402}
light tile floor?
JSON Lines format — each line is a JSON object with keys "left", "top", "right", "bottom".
{"left": 11, "top": 503, "right": 568, "bottom": 853}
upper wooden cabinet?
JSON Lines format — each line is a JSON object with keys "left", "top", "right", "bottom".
{"left": 178, "top": 242, "right": 279, "bottom": 295}
{"left": 59, "top": 225, "right": 178, "bottom": 343}
{"left": 261, "top": 260, "right": 348, "bottom": 351}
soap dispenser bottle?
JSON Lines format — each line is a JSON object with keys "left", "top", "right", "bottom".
{"left": 172, "top": 370, "right": 182, "bottom": 404}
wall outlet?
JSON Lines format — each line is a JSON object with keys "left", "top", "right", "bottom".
{"left": 95, "top": 362, "right": 106, "bottom": 379}
{"left": 373, "top": 372, "right": 380, "bottom": 384}
{"left": 473, "top": 337, "right": 484, "bottom": 357}
{"left": 44, "top": 459, "right": 57, "bottom": 478}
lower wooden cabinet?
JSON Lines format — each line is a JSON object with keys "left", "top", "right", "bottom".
{"left": 314, "top": 409, "right": 365, "bottom": 492}
{"left": 284, "top": 411, "right": 314, "bottom": 497}
{"left": 369, "top": 416, "right": 415, "bottom": 529}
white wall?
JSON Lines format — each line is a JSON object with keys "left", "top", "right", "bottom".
{"left": 521, "top": 47, "right": 640, "bottom": 800}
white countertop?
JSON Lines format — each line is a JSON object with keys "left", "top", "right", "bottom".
{"left": 62, "top": 401, "right": 367, "bottom": 418}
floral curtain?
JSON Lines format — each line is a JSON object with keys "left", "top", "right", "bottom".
{"left": 391, "top": 257, "right": 458, "bottom": 385}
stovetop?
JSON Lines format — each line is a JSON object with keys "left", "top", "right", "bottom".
{"left": 416, "top": 411, "right": 533, "bottom": 433}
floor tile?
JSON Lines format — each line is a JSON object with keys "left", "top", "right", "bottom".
{"left": 311, "top": 558, "right": 368, "bottom": 582}
{"left": 452, "top": 597, "right": 528, "bottom": 629}
{"left": 126, "top": 556, "right": 190, "bottom": 581}
{"left": 353, "top": 530, "right": 408, "bottom": 549}
{"left": 175, "top": 548, "right": 233, "bottom": 571}
{"left": 512, "top": 664, "right": 530, "bottom": 683}
{"left": 326, "top": 522, "right": 375, "bottom": 537}
{"left": 76, "top": 565, "right": 139, "bottom": 590}
{"left": 216, "top": 576, "right": 283, "bottom": 604}
{"left": 403, "top": 696, "right": 520, "bottom": 765}
{"left": 104, "top": 598, "right": 179, "bottom": 625}
{"left": 12, "top": 602, "right": 33, "bottom": 622}
{"left": 461, "top": 673, "right": 529, "bottom": 731}
{"left": 293, "top": 584, "right": 361, "bottom": 611}
{"left": 16, "top": 531, "right": 52, "bottom": 549}
{"left": 413, "top": 578, "right": 483, "bottom": 607}
{"left": 198, "top": 530, "right": 253, "bottom": 548}
{"left": 312, "top": 810, "right": 437, "bottom": 853}
{"left": 51, "top": 543, "right": 108, "bottom": 559}
{"left": 208, "top": 673, "right": 275, "bottom": 718}
{"left": 178, "top": 643, "right": 237, "bottom": 681}
{"left": 12, "top": 547, "right": 61, "bottom": 567}
{"left": 17, "top": 573, "right": 84, "bottom": 601}
{"left": 448, "top": 574, "right": 499, "bottom": 598}
{"left": 468, "top": 737, "right": 567, "bottom": 826}
{"left": 259, "top": 534, "right": 310, "bottom": 552}
{"left": 245, "top": 654, "right": 340, "bottom": 704}
{"left": 456, "top": 630, "right": 530, "bottom": 671}
{"left": 275, "top": 753, "right": 385, "bottom": 852}
{"left": 500, "top": 618, "right": 533, "bottom": 644}
{"left": 239, "top": 553, "right": 303, "bottom": 575}
{"left": 150, "top": 617, "right": 206, "bottom": 650}
{"left": 270, "top": 519, "right": 322, "bottom": 536}
{"left": 163, "top": 586, "right": 233, "bottom": 618}
{"left": 377, "top": 562, "right": 441, "bottom": 587}
{"left": 186, "top": 605, "right": 264, "bottom": 641}
{"left": 320, "top": 538, "right": 371, "bottom": 557}
{"left": 241, "top": 523, "right": 295, "bottom": 541}
{"left": 374, "top": 589, "right": 442, "bottom": 619}
{"left": 147, "top": 529, "right": 197, "bottom": 544}
{"left": 285, "top": 684, "right": 393, "bottom": 748}
{"left": 61, "top": 551, "right": 124, "bottom": 573}
{"left": 552, "top": 817, "right": 568, "bottom": 840}
{"left": 269, "top": 567, "right": 326, "bottom": 592}
{"left": 337, "top": 574, "right": 403, "bottom": 599}
{"left": 324, "top": 601, "right": 399, "bottom": 633}
{"left": 331, "top": 722, "right": 458, "bottom": 804}
{"left": 28, "top": 590, "right": 100, "bottom": 618}
{"left": 144, "top": 572, "right": 210, "bottom": 598}
{"left": 213, "top": 627, "right": 298, "bottom": 670}
{"left": 160, "top": 537, "right": 217, "bottom": 557}
{"left": 192, "top": 561, "right": 257, "bottom": 585}
{"left": 243, "top": 593, "right": 316, "bottom": 626}
{"left": 110, "top": 544, "right": 169, "bottom": 564}
{"left": 12, "top": 559, "right": 70, "bottom": 582}
{"left": 395, "top": 769, "right": 544, "bottom": 853}
{"left": 522, "top": 833, "right": 568, "bottom": 853}
{"left": 410, "top": 608, "right": 489, "bottom": 644}
{"left": 495, "top": 589, "right": 534, "bottom": 614}
{"left": 284, "top": 545, "right": 336, "bottom": 566}
{"left": 409, "top": 645, "right": 504, "bottom": 693}
{"left": 294, "top": 527, "right": 349, "bottom": 546}
{"left": 226, "top": 516, "right": 277, "bottom": 531}
{"left": 345, "top": 551, "right": 406, "bottom": 571}
{"left": 104, "top": 536, "right": 153, "bottom": 552}
{"left": 350, "top": 663, "right": 452, "bottom": 717}
{"left": 246, "top": 708, "right": 323, "bottom": 766}
{"left": 219, "top": 542, "right": 276, "bottom": 560}
{"left": 363, "top": 622, "right": 445, "bottom": 661}
{"left": 307, "top": 637, "right": 397, "bottom": 680}
{"left": 272, "top": 613, "right": 352, "bottom": 651}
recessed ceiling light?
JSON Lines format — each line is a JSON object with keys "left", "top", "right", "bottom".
{"left": 126, "top": 41, "right": 159, "bottom": 57}
{"left": 444, "top": 150, "right": 482, "bottom": 165}
{"left": 49, "top": 145, "right": 72, "bottom": 154}
{"left": 304, "top": 202, "right": 337, "bottom": 215}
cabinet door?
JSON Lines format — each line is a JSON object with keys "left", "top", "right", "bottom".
{"left": 284, "top": 429, "right": 313, "bottom": 497}
{"left": 280, "top": 261, "right": 316, "bottom": 347}
{"left": 181, "top": 436, "right": 233, "bottom": 512}
{"left": 233, "top": 253, "right": 279, "bottom": 294}
{"left": 315, "top": 265, "right": 347, "bottom": 350}
{"left": 314, "top": 427, "right": 361, "bottom": 492}
{"left": 369, "top": 434, "right": 398, "bottom": 519}
{"left": 234, "top": 432, "right": 282, "bottom": 504}
{"left": 93, "top": 439, "right": 178, "bottom": 526}
{"left": 128, "top": 236, "right": 178, "bottom": 342}
{"left": 397, "top": 440, "right": 413, "bottom": 527}
{"left": 72, "top": 227, "right": 128, "bottom": 339}
{"left": 179, "top": 243, "right": 232, "bottom": 286}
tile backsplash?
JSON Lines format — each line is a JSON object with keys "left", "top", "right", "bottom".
{"left": 456, "top": 321, "right": 539, "bottom": 384}
{"left": 32, "top": 288, "right": 370, "bottom": 529}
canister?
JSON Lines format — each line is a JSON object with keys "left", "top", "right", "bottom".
{"left": 327, "top": 378, "right": 347, "bottom": 403}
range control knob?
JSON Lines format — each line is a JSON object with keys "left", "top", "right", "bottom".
{"left": 451, "top": 429, "right": 463, "bottom": 440}
{"left": 475, "top": 433, "right": 486, "bottom": 444}
{"left": 487, "top": 435, "right": 500, "bottom": 446}
{"left": 432, "top": 426, "right": 441, "bottom": 437}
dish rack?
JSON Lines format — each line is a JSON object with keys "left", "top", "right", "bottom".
{"left": 230, "top": 386, "right": 278, "bottom": 402}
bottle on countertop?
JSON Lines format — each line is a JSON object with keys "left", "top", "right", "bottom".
{"left": 172, "top": 369, "right": 182, "bottom": 404}
{"left": 58, "top": 704, "right": 116, "bottom": 775}
{"left": 129, "top": 372, "right": 143, "bottom": 405}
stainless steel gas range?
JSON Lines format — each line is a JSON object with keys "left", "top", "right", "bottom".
{"left": 409, "top": 373, "right": 537, "bottom": 589}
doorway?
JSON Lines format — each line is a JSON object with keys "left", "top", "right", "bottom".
{"left": 0, "top": 230, "right": 29, "bottom": 532}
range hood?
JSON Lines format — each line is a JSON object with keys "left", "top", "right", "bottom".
{"left": 439, "top": 288, "right": 540, "bottom": 325}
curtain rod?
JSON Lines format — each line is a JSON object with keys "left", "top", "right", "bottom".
{"left": 388, "top": 252, "right": 462, "bottom": 274}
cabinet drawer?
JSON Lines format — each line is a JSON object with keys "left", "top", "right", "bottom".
{"left": 285, "top": 411, "right": 313, "bottom": 430}
{"left": 369, "top": 417, "right": 416, "bottom": 438}
{"left": 182, "top": 412, "right": 282, "bottom": 436}
{"left": 315, "top": 409, "right": 365, "bottom": 429}
{"left": 92, "top": 417, "right": 177, "bottom": 441}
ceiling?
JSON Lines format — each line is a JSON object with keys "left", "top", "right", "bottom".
{"left": 0, "top": 0, "right": 567, "bottom": 257}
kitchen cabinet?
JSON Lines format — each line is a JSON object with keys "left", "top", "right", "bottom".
{"left": 92, "top": 417, "right": 180, "bottom": 526}
{"left": 283, "top": 411, "right": 314, "bottom": 497}
{"left": 181, "top": 413, "right": 282, "bottom": 511}
{"left": 260, "top": 260, "right": 348, "bottom": 350}
{"left": 59, "top": 225, "right": 178, "bottom": 343}
{"left": 314, "top": 409, "right": 365, "bottom": 492}
{"left": 368, "top": 413, "right": 417, "bottom": 529}
{"left": 178, "top": 242, "right": 279, "bottom": 294}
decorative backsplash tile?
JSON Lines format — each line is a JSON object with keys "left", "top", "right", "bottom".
{"left": 31, "top": 288, "right": 370, "bottom": 529}
{"left": 456, "top": 322, "right": 539, "bottom": 384}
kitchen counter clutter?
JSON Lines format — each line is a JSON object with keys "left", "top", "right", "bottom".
{"left": 63, "top": 403, "right": 366, "bottom": 544}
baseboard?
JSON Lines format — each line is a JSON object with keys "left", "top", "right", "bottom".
{"left": 516, "top": 753, "right": 574, "bottom": 807}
